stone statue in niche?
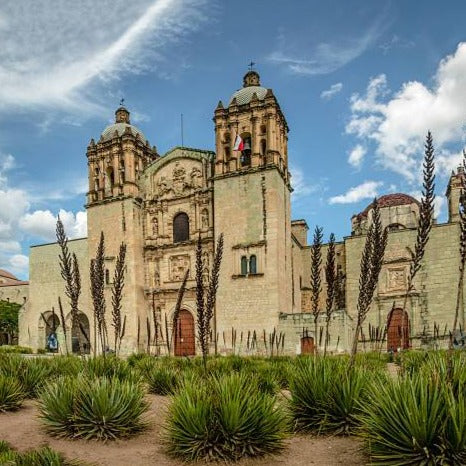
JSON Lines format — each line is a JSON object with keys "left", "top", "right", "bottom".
{"left": 170, "top": 255, "right": 190, "bottom": 281}
{"left": 201, "top": 209, "right": 209, "bottom": 229}
{"left": 202, "top": 251, "right": 210, "bottom": 286}
{"left": 152, "top": 216, "right": 158, "bottom": 237}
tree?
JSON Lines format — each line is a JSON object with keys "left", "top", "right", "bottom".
{"left": 56, "top": 217, "right": 84, "bottom": 353}
{"left": 0, "top": 300, "right": 20, "bottom": 344}
{"left": 350, "top": 199, "right": 387, "bottom": 367}
{"left": 323, "top": 233, "right": 337, "bottom": 356}
{"left": 400, "top": 131, "right": 436, "bottom": 347}
{"left": 196, "top": 233, "right": 224, "bottom": 371}
{"left": 111, "top": 242, "right": 127, "bottom": 355}
{"left": 310, "top": 226, "right": 323, "bottom": 353}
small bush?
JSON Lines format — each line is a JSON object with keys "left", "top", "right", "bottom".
{"left": 0, "top": 374, "right": 24, "bottom": 411}
{"left": 0, "top": 441, "right": 76, "bottom": 465}
{"left": 165, "top": 372, "right": 288, "bottom": 462}
{"left": 358, "top": 374, "right": 466, "bottom": 465}
{"left": 289, "top": 357, "right": 380, "bottom": 434}
{"left": 0, "top": 345, "right": 33, "bottom": 354}
{"left": 39, "top": 375, "right": 149, "bottom": 441}
{"left": 83, "top": 355, "right": 139, "bottom": 383}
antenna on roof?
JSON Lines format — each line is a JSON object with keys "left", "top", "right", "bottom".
{"left": 181, "top": 113, "right": 184, "bottom": 147}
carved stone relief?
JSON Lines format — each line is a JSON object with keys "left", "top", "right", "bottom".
{"left": 201, "top": 208, "right": 209, "bottom": 229}
{"left": 170, "top": 255, "right": 190, "bottom": 281}
{"left": 387, "top": 267, "right": 406, "bottom": 291}
{"left": 153, "top": 161, "right": 204, "bottom": 198}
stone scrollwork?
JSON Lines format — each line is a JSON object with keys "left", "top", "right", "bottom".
{"left": 387, "top": 268, "right": 406, "bottom": 291}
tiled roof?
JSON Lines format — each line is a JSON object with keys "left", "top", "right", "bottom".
{"left": 229, "top": 86, "right": 268, "bottom": 105}
{"left": 0, "top": 269, "right": 17, "bottom": 280}
{"left": 100, "top": 123, "right": 147, "bottom": 143}
{"left": 356, "top": 193, "right": 420, "bottom": 219}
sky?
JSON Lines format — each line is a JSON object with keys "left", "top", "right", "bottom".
{"left": 0, "top": 0, "right": 465, "bottom": 279}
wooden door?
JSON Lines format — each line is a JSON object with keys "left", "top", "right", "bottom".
{"left": 174, "top": 310, "right": 195, "bottom": 356}
{"left": 301, "top": 336, "right": 315, "bottom": 354}
{"left": 387, "top": 309, "right": 410, "bottom": 352}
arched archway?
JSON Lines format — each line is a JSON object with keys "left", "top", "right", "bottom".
{"left": 300, "top": 336, "right": 315, "bottom": 355}
{"left": 71, "top": 313, "right": 91, "bottom": 354}
{"left": 42, "top": 312, "right": 60, "bottom": 352}
{"left": 387, "top": 308, "right": 410, "bottom": 352}
{"left": 174, "top": 310, "right": 195, "bottom": 356}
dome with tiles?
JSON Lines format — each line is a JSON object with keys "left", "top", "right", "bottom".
{"left": 229, "top": 70, "right": 269, "bottom": 106}
{"left": 100, "top": 106, "right": 147, "bottom": 143}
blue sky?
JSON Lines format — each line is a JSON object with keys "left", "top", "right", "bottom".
{"left": 0, "top": 0, "right": 465, "bottom": 278}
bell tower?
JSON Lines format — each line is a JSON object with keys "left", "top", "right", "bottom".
{"left": 446, "top": 165, "right": 464, "bottom": 223}
{"left": 214, "top": 70, "right": 289, "bottom": 179}
{"left": 213, "top": 69, "right": 293, "bottom": 345}
{"left": 85, "top": 106, "right": 158, "bottom": 354}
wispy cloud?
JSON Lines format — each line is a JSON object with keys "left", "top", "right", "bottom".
{"left": 0, "top": 0, "right": 209, "bottom": 115}
{"left": 379, "top": 34, "right": 415, "bottom": 54}
{"left": 267, "top": 16, "right": 386, "bottom": 76}
{"left": 320, "top": 83, "right": 343, "bottom": 100}
{"left": 346, "top": 42, "right": 466, "bottom": 181}
{"left": 329, "top": 181, "right": 383, "bottom": 204}
{"left": 348, "top": 144, "right": 367, "bottom": 168}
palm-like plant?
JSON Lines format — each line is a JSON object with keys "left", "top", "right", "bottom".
{"left": 0, "top": 375, "right": 24, "bottom": 412}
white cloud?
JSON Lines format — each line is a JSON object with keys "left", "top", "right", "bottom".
{"left": 329, "top": 181, "right": 383, "bottom": 204}
{"left": 348, "top": 144, "right": 367, "bottom": 168}
{"left": 267, "top": 17, "right": 385, "bottom": 76}
{"left": 0, "top": 0, "right": 208, "bottom": 113}
{"left": 0, "top": 154, "right": 86, "bottom": 276}
{"left": 320, "top": 83, "right": 343, "bottom": 100}
{"left": 290, "top": 166, "right": 314, "bottom": 198}
{"left": 346, "top": 43, "right": 466, "bottom": 181}
{"left": 19, "top": 209, "right": 87, "bottom": 242}
{"left": 8, "top": 254, "right": 29, "bottom": 276}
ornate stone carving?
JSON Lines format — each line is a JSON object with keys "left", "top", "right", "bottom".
{"left": 387, "top": 268, "right": 406, "bottom": 291}
{"left": 190, "top": 167, "right": 203, "bottom": 188}
{"left": 154, "top": 162, "right": 204, "bottom": 198}
{"left": 170, "top": 255, "right": 190, "bottom": 281}
{"left": 156, "top": 176, "right": 170, "bottom": 196}
{"left": 202, "top": 251, "right": 210, "bottom": 286}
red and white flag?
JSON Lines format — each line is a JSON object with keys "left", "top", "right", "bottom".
{"left": 233, "top": 134, "right": 244, "bottom": 151}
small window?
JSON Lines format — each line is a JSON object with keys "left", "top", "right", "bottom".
{"left": 173, "top": 212, "right": 190, "bottom": 243}
{"left": 260, "top": 139, "right": 267, "bottom": 156}
{"left": 105, "top": 269, "right": 110, "bottom": 285}
{"left": 241, "top": 256, "right": 248, "bottom": 275}
{"left": 249, "top": 255, "right": 257, "bottom": 274}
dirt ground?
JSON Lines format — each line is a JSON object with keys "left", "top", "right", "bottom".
{"left": 0, "top": 395, "right": 366, "bottom": 466}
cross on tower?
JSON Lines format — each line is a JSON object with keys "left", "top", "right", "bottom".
{"left": 120, "top": 98, "right": 125, "bottom": 107}
{"left": 248, "top": 61, "right": 255, "bottom": 71}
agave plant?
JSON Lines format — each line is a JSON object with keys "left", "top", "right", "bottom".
{"left": 39, "top": 375, "right": 149, "bottom": 441}
{"left": 0, "top": 442, "right": 77, "bottom": 466}
{"left": 165, "top": 372, "right": 288, "bottom": 461}
{"left": 139, "top": 361, "right": 181, "bottom": 395}
{"left": 83, "top": 355, "right": 139, "bottom": 383}
{"left": 0, "top": 375, "right": 25, "bottom": 412}
{"left": 358, "top": 375, "right": 448, "bottom": 465}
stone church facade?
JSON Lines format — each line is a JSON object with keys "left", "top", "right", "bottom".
{"left": 5, "top": 70, "right": 464, "bottom": 355}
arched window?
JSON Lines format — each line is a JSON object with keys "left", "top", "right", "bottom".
{"left": 240, "top": 133, "right": 252, "bottom": 167}
{"left": 105, "top": 167, "right": 115, "bottom": 191}
{"left": 241, "top": 256, "right": 248, "bottom": 275}
{"left": 249, "top": 255, "right": 257, "bottom": 274}
{"left": 173, "top": 212, "right": 190, "bottom": 243}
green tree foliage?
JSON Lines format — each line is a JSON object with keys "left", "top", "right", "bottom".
{"left": 0, "top": 300, "right": 21, "bottom": 344}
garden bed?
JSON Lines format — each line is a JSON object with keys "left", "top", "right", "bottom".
{"left": 0, "top": 395, "right": 365, "bottom": 466}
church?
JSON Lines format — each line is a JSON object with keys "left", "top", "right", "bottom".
{"left": 2, "top": 69, "right": 464, "bottom": 355}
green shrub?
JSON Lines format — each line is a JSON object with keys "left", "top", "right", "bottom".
{"left": 165, "top": 372, "right": 288, "bottom": 461}
{"left": 0, "top": 374, "right": 24, "bottom": 411}
{"left": 358, "top": 374, "right": 466, "bottom": 465}
{"left": 0, "top": 442, "right": 76, "bottom": 465}
{"left": 289, "top": 357, "right": 380, "bottom": 434}
{"left": 39, "top": 375, "right": 149, "bottom": 441}
{"left": 83, "top": 355, "right": 139, "bottom": 383}
{"left": 141, "top": 363, "right": 181, "bottom": 395}
{"left": 0, "top": 345, "right": 33, "bottom": 354}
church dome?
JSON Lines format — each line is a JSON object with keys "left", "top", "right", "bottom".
{"left": 357, "top": 193, "right": 420, "bottom": 218}
{"left": 229, "top": 70, "right": 268, "bottom": 105}
{"left": 100, "top": 122, "right": 147, "bottom": 142}
{"left": 100, "top": 105, "right": 147, "bottom": 143}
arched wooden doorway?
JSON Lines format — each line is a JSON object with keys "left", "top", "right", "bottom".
{"left": 301, "top": 336, "right": 315, "bottom": 355}
{"left": 174, "top": 310, "right": 195, "bottom": 356}
{"left": 387, "top": 308, "right": 410, "bottom": 352}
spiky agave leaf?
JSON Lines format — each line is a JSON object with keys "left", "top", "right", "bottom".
{"left": 0, "top": 375, "right": 24, "bottom": 412}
